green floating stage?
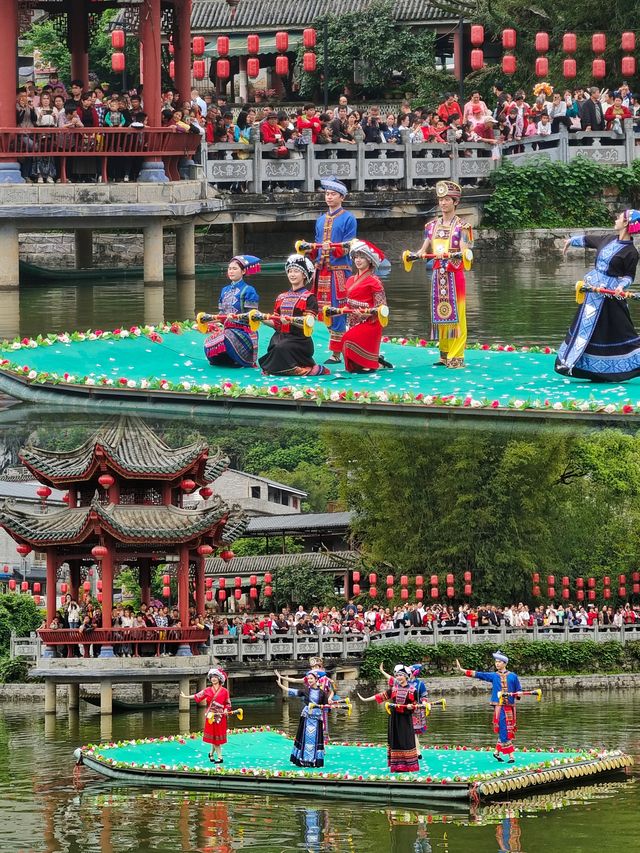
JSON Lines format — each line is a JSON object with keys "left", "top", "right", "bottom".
{"left": 75, "top": 727, "right": 632, "bottom": 804}
{"left": 3, "top": 321, "right": 640, "bottom": 421}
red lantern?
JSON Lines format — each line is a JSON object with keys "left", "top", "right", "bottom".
{"left": 33, "top": 595, "right": 41, "bottom": 606}
{"left": 217, "top": 36, "right": 229, "bottom": 57}
{"left": 98, "top": 474, "right": 114, "bottom": 490}
{"left": 219, "top": 589, "right": 227, "bottom": 602}
{"left": 197, "top": 544, "right": 213, "bottom": 556}
{"left": 16, "top": 544, "right": 31, "bottom": 556}
{"left": 8, "top": 579, "right": 16, "bottom": 591}
{"left": 88, "top": 569, "right": 93, "bottom": 577}
{"left": 400, "top": 588, "right": 408, "bottom": 600}
{"left": 502, "top": 29, "right": 516, "bottom": 50}
{"left": 633, "top": 573, "right": 640, "bottom": 583}
{"left": 276, "top": 31, "right": 289, "bottom": 53}
{"left": 111, "top": 52, "right": 125, "bottom": 74}
{"left": 446, "top": 586, "right": 454, "bottom": 598}
{"left": 470, "top": 25, "right": 484, "bottom": 46}
{"left": 446, "top": 573, "right": 454, "bottom": 585}
{"left": 593, "top": 57, "right": 607, "bottom": 77}
{"left": 416, "top": 588, "right": 423, "bottom": 601}
{"left": 619, "top": 586, "right": 627, "bottom": 598}
{"left": 561, "top": 576, "right": 569, "bottom": 587}
{"left": 502, "top": 55, "right": 516, "bottom": 76}
{"left": 369, "top": 573, "right": 377, "bottom": 585}
{"left": 234, "top": 576, "right": 242, "bottom": 588}
{"left": 463, "top": 571, "right": 472, "bottom": 583}
{"left": 249, "top": 575, "right": 257, "bottom": 587}
{"left": 563, "top": 33, "right": 577, "bottom": 53}
{"left": 97, "top": 579, "right": 102, "bottom": 592}
{"left": 547, "top": 587, "right": 555, "bottom": 598}
{"left": 352, "top": 571, "right": 360, "bottom": 583}
{"left": 563, "top": 59, "right": 577, "bottom": 79}
{"left": 169, "top": 60, "right": 175, "bottom": 78}
{"left": 111, "top": 29, "right": 125, "bottom": 50}
{"left": 83, "top": 580, "right": 90, "bottom": 592}
{"left": 464, "top": 583, "right": 472, "bottom": 596}
{"left": 415, "top": 575, "right": 423, "bottom": 587}
{"left": 303, "top": 52, "right": 316, "bottom": 73}
{"left": 162, "top": 574, "right": 170, "bottom": 586}
{"left": 36, "top": 486, "right": 52, "bottom": 500}
{"left": 205, "top": 577, "right": 213, "bottom": 589}
{"left": 91, "top": 545, "right": 107, "bottom": 560}
{"left": 220, "top": 550, "right": 235, "bottom": 563}
{"left": 369, "top": 586, "right": 377, "bottom": 598}
{"left": 535, "top": 32, "right": 549, "bottom": 53}
{"left": 264, "top": 573, "right": 273, "bottom": 584}
{"left": 588, "top": 577, "right": 596, "bottom": 589}
{"left": 353, "top": 583, "right": 361, "bottom": 596}
{"left": 234, "top": 589, "right": 242, "bottom": 600}
{"left": 577, "top": 589, "right": 585, "bottom": 601}
{"left": 264, "top": 585, "right": 273, "bottom": 597}
{"left": 430, "top": 587, "right": 438, "bottom": 599}
{"left": 249, "top": 587, "right": 258, "bottom": 599}
{"left": 33, "top": 582, "right": 41, "bottom": 593}
{"left": 247, "top": 34, "right": 260, "bottom": 55}
{"left": 200, "top": 486, "right": 213, "bottom": 500}
{"left": 247, "top": 58, "right": 260, "bottom": 79}
{"left": 163, "top": 585, "right": 170, "bottom": 597}
{"left": 21, "top": 581, "right": 28, "bottom": 592}
{"left": 275, "top": 55, "right": 289, "bottom": 77}
{"left": 621, "top": 56, "right": 636, "bottom": 78}
{"left": 193, "top": 36, "right": 205, "bottom": 56}
{"left": 533, "top": 584, "right": 541, "bottom": 597}
{"left": 592, "top": 33, "right": 606, "bottom": 53}
{"left": 532, "top": 573, "right": 540, "bottom": 584}
{"left": 430, "top": 575, "right": 438, "bottom": 587}
{"left": 386, "top": 575, "right": 394, "bottom": 587}
{"left": 180, "top": 479, "right": 196, "bottom": 492}
{"left": 588, "top": 589, "right": 596, "bottom": 601}
{"left": 303, "top": 28, "right": 317, "bottom": 48}
{"left": 562, "top": 588, "right": 570, "bottom": 600}
{"left": 193, "top": 60, "right": 206, "bottom": 80}
{"left": 535, "top": 57, "right": 549, "bottom": 77}
{"left": 470, "top": 49, "right": 484, "bottom": 71}
{"left": 206, "top": 590, "right": 213, "bottom": 601}
{"left": 217, "top": 59, "right": 230, "bottom": 80}
{"left": 603, "top": 576, "right": 610, "bottom": 587}
{"left": 621, "top": 32, "right": 636, "bottom": 52}
{"left": 61, "top": 583, "right": 68, "bottom": 594}
{"left": 62, "top": 492, "right": 70, "bottom": 503}
{"left": 604, "top": 588, "right": 611, "bottom": 599}
{"left": 576, "top": 577, "right": 584, "bottom": 588}
{"left": 633, "top": 583, "right": 640, "bottom": 594}
{"left": 386, "top": 588, "right": 394, "bottom": 599}
{"left": 400, "top": 575, "right": 408, "bottom": 587}
{"left": 169, "top": 41, "right": 174, "bottom": 55}
{"left": 219, "top": 578, "right": 226, "bottom": 589}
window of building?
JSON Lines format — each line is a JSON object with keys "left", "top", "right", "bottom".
{"left": 251, "top": 486, "right": 261, "bottom": 499}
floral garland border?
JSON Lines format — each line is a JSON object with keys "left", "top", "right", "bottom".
{"left": 0, "top": 323, "right": 637, "bottom": 416}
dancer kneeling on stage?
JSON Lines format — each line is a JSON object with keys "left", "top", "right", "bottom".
{"left": 276, "top": 671, "right": 330, "bottom": 767}
{"left": 203, "top": 254, "right": 261, "bottom": 368}
{"left": 358, "top": 664, "right": 422, "bottom": 772}
{"left": 456, "top": 651, "right": 522, "bottom": 763}
{"left": 555, "top": 209, "right": 640, "bottom": 381}
{"left": 338, "top": 239, "right": 392, "bottom": 372}
{"left": 258, "top": 254, "right": 330, "bottom": 377}
{"left": 181, "top": 667, "right": 231, "bottom": 763}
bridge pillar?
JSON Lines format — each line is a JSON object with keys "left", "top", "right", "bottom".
{"left": 143, "top": 283, "right": 164, "bottom": 326}
{"left": 143, "top": 223, "right": 164, "bottom": 284}
{"left": 68, "top": 683, "right": 80, "bottom": 711}
{"left": 142, "top": 682, "right": 153, "bottom": 703}
{"left": 176, "top": 277, "right": 196, "bottom": 320}
{"left": 74, "top": 229, "right": 93, "bottom": 270}
{"left": 0, "top": 225, "right": 20, "bottom": 290}
{"left": 44, "top": 680, "right": 57, "bottom": 714}
{"left": 100, "top": 680, "right": 113, "bottom": 715}
{"left": 179, "top": 677, "right": 191, "bottom": 711}
{"left": 232, "top": 223, "right": 245, "bottom": 257}
{"left": 176, "top": 222, "right": 196, "bottom": 278}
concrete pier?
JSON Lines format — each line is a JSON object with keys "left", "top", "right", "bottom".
{"left": 44, "top": 680, "right": 56, "bottom": 715}
{"left": 143, "top": 223, "right": 164, "bottom": 284}
{"left": 0, "top": 224, "right": 19, "bottom": 290}
{"left": 68, "top": 683, "right": 80, "bottom": 711}
{"left": 142, "top": 682, "right": 153, "bottom": 703}
{"left": 179, "top": 677, "right": 191, "bottom": 712}
{"left": 100, "top": 680, "right": 113, "bottom": 716}
{"left": 74, "top": 229, "right": 93, "bottom": 270}
{"left": 175, "top": 222, "right": 196, "bottom": 277}
{"left": 231, "top": 223, "right": 245, "bottom": 257}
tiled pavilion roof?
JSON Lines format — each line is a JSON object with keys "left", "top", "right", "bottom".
{"left": 18, "top": 416, "right": 228, "bottom": 486}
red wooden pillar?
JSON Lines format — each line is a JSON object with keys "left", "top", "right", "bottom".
{"left": 174, "top": 0, "right": 193, "bottom": 103}
{"left": 46, "top": 550, "right": 58, "bottom": 625}
{"left": 177, "top": 544, "right": 190, "bottom": 628}
{"left": 68, "top": 0, "right": 90, "bottom": 86}
{"left": 69, "top": 560, "right": 81, "bottom": 602}
{"left": 195, "top": 554, "right": 205, "bottom": 616}
{"left": 100, "top": 543, "right": 114, "bottom": 628}
{"left": 0, "top": 0, "right": 18, "bottom": 128}
{"left": 140, "top": 0, "right": 163, "bottom": 126}
{"left": 139, "top": 558, "right": 151, "bottom": 606}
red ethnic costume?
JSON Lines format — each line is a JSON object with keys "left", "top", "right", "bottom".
{"left": 339, "top": 239, "right": 389, "bottom": 372}
{"left": 424, "top": 181, "right": 473, "bottom": 369}
{"left": 375, "top": 665, "right": 421, "bottom": 772}
{"left": 258, "top": 255, "right": 330, "bottom": 376}
{"left": 194, "top": 677, "right": 232, "bottom": 747}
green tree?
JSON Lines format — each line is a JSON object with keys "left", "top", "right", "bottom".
{"left": 0, "top": 595, "right": 42, "bottom": 656}
{"left": 271, "top": 563, "right": 341, "bottom": 610}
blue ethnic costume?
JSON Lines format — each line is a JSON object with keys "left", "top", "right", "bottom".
{"left": 556, "top": 230, "right": 640, "bottom": 381}
{"left": 309, "top": 178, "right": 358, "bottom": 354}
{"left": 204, "top": 255, "right": 260, "bottom": 368}
{"left": 288, "top": 685, "right": 330, "bottom": 767}
{"left": 469, "top": 667, "right": 522, "bottom": 759}
{"left": 408, "top": 665, "right": 429, "bottom": 736}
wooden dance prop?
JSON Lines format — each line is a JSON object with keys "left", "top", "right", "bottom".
{"left": 196, "top": 309, "right": 315, "bottom": 337}
{"left": 309, "top": 698, "right": 353, "bottom": 717}
{"left": 206, "top": 706, "right": 244, "bottom": 723}
{"left": 320, "top": 304, "right": 390, "bottom": 328}
{"left": 295, "top": 239, "right": 354, "bottom": 255}
{"left": 402, "top": 248, "right": 473, "bottom": 273}
{"left": 497, "top": 689, "right": 542, "bottom": 706}
{"left": 575, "top": 281, "right": 640, "bottom": 304}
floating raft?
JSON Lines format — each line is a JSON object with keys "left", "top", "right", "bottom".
{"left": 3, "top": 321, "right": 640, "bottom": 422}
{"left": 75, "top": 728, "right": 632, "bottom": 803}
{"left": 81, "top": 694, "right": 275, "bottom": 712}
{"left": 19, "top": 260, "right": 284, "bottom": 285}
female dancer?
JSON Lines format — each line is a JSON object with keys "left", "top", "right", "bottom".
{"left": 358, "top": 664, "right": 423, "bottom": 772}
{"left": 204, "top": 254, "right": 260, "bottom": 368}
{"left": 276, "top": 670, "right": 331, "bottom": 767}
{"left": 258, "top": 254, "right": 330, "bottom": 376}
{"left": 556, "top": 209, "right": 640, "bottom": 381}
{"left": 379, "top": 663, "right": 429, "bottom": 758}
{"left": 276, "top": 657, "right": 336, "bottom": 738}
{"left": 339, "top": 239, "right": 391, "bottom": 372}
{"left": 181, "top": 667, "right": 231, "bottom": 763}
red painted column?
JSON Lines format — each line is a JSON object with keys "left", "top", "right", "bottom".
{"left": 174, "top": 0, "right": 193, "bottom": 103}
{"left": 69, "top": 560, "right": 81, "bottom": 602}
{"left": 140, "top": 0, "right": 163, "bottom": 126}
{"left": 46, "top": 550, "right": 58, "bottom": 625}
{"left": 101, "top": 544, "right": 113, "bottom": 628}
{"left": 0, "top": 0, "right": 18, "bottom": 128}
{"left": 177, "top": 544, "right": 190, "bottom": 628}
{"left": 68, "top": 0, "right": 90, "bottom": 86}
{"left": 195, "top": 554, "right": 205, "bottom": 616}
{"left": 139, "top": 558, "right": 151, "bottom": 606}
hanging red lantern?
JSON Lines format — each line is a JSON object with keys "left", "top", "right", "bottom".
{"left": 219, "top": 578, "right": 226, "bottom": 589}
{"left": 193, "top": 60, "right": 206, "bottom": 80}
{"left": 264, "top": 585, "right": 273, "bottom": 597}
{"left": 502, "top": 29, "right": 516, "bottom": 50}
{"left": 621, "top": 32, "right": 636, "bottom": 52}
{"left": 619, "top": 586, "right": 627, "bottom": 598}
{"left": 206, "top": 590, "right": 213, "bottom": 601}
{"left": 162, "top": 585, "right": 170, "bottom": 597}
{"left": 234, "top": 589, "right": 242, "bottom": 600}
{"left": 217, "top": 59, "right": 230, "bottom": 80}
{"left": 60, "top": 582, "right": 68, "bottom": 594}
{"left": 547, "top": 587, "right": 555, "bottom": 598}
{"left": 162, "top": 574, "right": 170, "bottom": 585}
{"left": 33, "top": 582, "right": 41, "bottom": 593}
{"left": 205, "top": 577, "right": 213, "bottom": 589}
{"left": 275, "top": 54, "right": 289, "bottom": 75}
{"left": 416, "top": 588, "right": 423, "bottom": 601}
{"left": 169, "top": 60, "right": 175, "bottom": 78}
{"left": 588, "top": 589, "right": 596, "bottom": 601}
{"left": 386, "top": 575, "right": 394, "bottom": 587}
{"left": 621, "top": 56, "right": 636, "bottom": 78}
{"left": 535, "top": 32, "right": 549, "bottom": 53}
{"left": 400, "top": 588, "right": 408, "bottom": 600}
{"left": 619, "top": 574, "right": 627, "bottom": 585}
{"left": 353, "top": 583, "right": 361, "bottom": 596}
{"left": 562, "top": 588, "right": 570, "bottom": 600}
{"left": 21, "top": 581, "right": 28, "bottom": 592}
{"left": 576, "top": 577, "right": 584, "bottom": 588}
{"left": 264, "top": 573, "right": 272, "bottom": 584}
{"left": 193, "top": 36, "right": 205, "bottom": 56}
{"left": 303, "top": 28, "right": 317, "bottom": 48}
{"left": 98, "top": 474, "right": 114, "bottom": 490}
{"left": 446, "top": 586, "right": 454, "bottom": 598}
{"left": 563, "top": 33, "right": 577, "bottom": 53}
{"left": 88, "top": 569, "right": 93, "bottom": 577}
{"left": 430, "top": 587, "right": 438, "bottom": 599}
{"left": 33, "top": 595, "right": 41, "bottom": 606}
{"left": 199, "top": 486, "right": 213, "bottom": 500}
{"left": 62, "top": 492, "right": 70, "bottom": 503}
{"left": 446, "top": 573, "right": 454, "bottom": 585}
{"left": 400, "top": 575, "right": 408, "bottom": 587}
{"left": 111, "top": 52, "right": 125, "bottom": 74}
{"left": 303, "top": 52, "right": 316, "bottom": 73}
{"left": 249, "top": 575, "right": 257, "bottom": 587}
{"left": 633, "top": 583, "right": 640, "bottom": 594}
{"left": 220, "top": 550, "right": 235, "bottom": 562}
{"left": 247, "top": 57, "right": 260, "bottom": 78}
{"left": 563, "top": 59, "right": 577, "bottom": 79}
{"left": 234, "top": 576, "right": 242, "bottom": 588}
{"left": 633, "top": 572, "right": 640, "bottom": 583}
{"left": 83, "top": 580, "right": 91, "bottom": 592}
{"left": 577, "top": 589, "right": 585, "bottom": 601}
{"left": 603, "top": 576, "right": 610, "bottom": 587}
{"left": 415, "top": 575, "right": 423, "bottom": 587}
{"left": 603, "top": 587, "right": 611, "bottom": 599}
{"left": 535, "top": 57, "right": 549, "bottom": 77}
{"left": 532, "top": 572, "right": 540, "bottom": 584}
{"left": 36, "top": 486, "right": 52, "bottom": 500}
{"left": 386, "top": 588, "right": 394, "bottom": 599}
{"left": 111, "top": 29, "right": 125, "bottom": 50}
{"left": 91, "top": 545, "right": 108, "bottom": 560}
{"left": 587, "top": 577, "right": 596, "bottom": 589}
{"left": 247, "top": 34, "right": 260, "bottom": 55}
{"left": 16, "top": 544, "right": 31, "bottom": 556}
{"left": 430, "top": 574, "right": 438, "bottom": 587}
{"left": 217, "top": 36, "right": 229, "bottom": 57}
{"left": 197, "top": 544, "right": 213, "bottom": 556}
{"left": 353, "top": 571, "right": 360, "bottom": 583}
{"left": 464, "top": 583, "right": 472, "bottom": 596}
{"left": 169, "top": 41, "right": 174, "bottom": 55}
{"left": 463, "top": 571, "right": 472, "bottom": 583}
{"left": 502, "top": 55, "right": 516, "bottom": 76}
{"left": 592, "top": 33, "right": 606, "bottom": 53}
{"left": 592, "top": 58, "right": 607, "bottom": 79}
{"left": 249, "top": 587, "right": 258, "bottom": 599}
{"left": 532, "top": 584, "right": 541, "bottom": 597}
{"left": 369, "top": 586, "right": 377, "bottom": 598}
{"left": 470, "top": 25, "right": 484, "bottom": 46}
{"left": 180, "top": 479, "right": 196, "bottom": 492}
{"left": 219, "top": 589, "right": 227, "bottom": 602}
{"left": 470, "top": 49, "right": 484, "bottom": 71}
{"left": 276, "top": 31, "right": 289, "bottom": 53}
{"left": 8, "top": 579, "right": 16, "bottom": 591}
{"left": 562, "top": 576, "right": 569, "bottom": 588}
{"left": 369, "top": 573, "right": 377, "bottom": 585}
{"left": 96, "top": 579, "right": 102, "bottom": 592}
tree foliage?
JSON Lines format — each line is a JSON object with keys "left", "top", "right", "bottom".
{"left": 0, "top": 595, "right": 42, "bottom": 657}
{"left": 270, "top": 563, "right": 341, "bottom": 611}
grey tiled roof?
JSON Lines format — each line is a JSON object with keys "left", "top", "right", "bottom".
{"left": 191, "top": 0, "right": 457, "bottom": 31}
{"left": 205, "top": 549, "right": 358, "bottom": 575}
{"left": 245, "top": 511, "right": 354, "bottom": 534}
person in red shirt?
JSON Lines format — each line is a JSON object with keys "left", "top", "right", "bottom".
{"left": 604, "top": 96, "right": 632, "bottom": 130}
{"left": 296, "top": 104, "right": 322, "bottom": 143}
{"left": 437, "top": 93, "right": 463, "bottom": 125}
{"left": 260, "top": 111, "right": 285, "bottom": 145}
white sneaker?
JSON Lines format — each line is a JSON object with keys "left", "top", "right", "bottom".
{"left": 46, "top": 176, "right": 54, "bottom": 184}
{"left": 37, "top": 176, "right": 43, "bottom": 183}
{"left": 124, "top": 175, "right": 130, "bottom": 182}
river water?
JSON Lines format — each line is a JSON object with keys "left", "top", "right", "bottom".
{"left": 0, "top": 690, "right": 637, "bottom": 853}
